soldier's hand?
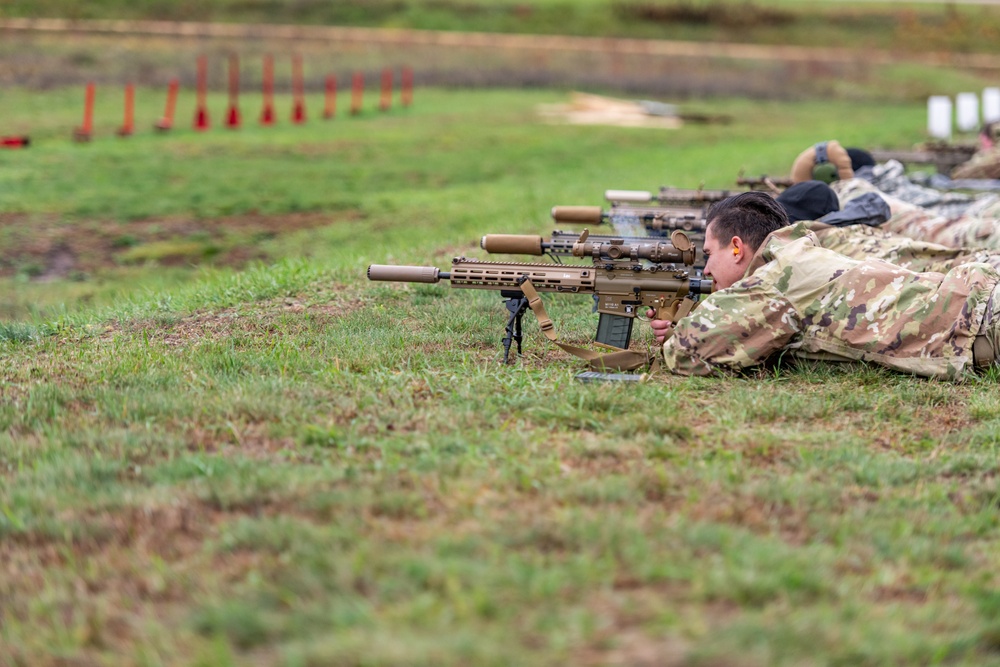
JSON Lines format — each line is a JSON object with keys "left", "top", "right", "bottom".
{"left": 646, "top": 308, "right": 674, "bottom": 345}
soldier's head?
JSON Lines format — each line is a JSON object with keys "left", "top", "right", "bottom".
{"left": 790, "top": 140, "right": 854, "bottom": 184}
{"left": 775, "top": 180, "right": 840, "bottom": 223}
{"left": 846, "top": 147, "right": 876, "bottom": 172}
{"left": 981, "top": 122, "right": 1000, "bottom": 151}
{"left": 703, "top": 191, "right": 788, "bottom": 290}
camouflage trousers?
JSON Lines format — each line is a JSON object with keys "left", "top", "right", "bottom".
{"left": 977, "top": 283, "right": 1000, "bottom": 368}
{"left": 833, "top": 178, "right": 1000, "bottom": 249}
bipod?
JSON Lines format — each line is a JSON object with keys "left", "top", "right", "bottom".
{"left": 501, "top": 289, "right": 529, "bottom": 364}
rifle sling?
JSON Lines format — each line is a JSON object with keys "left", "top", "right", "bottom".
{"left": 671, "top": 296, "right": 696, "bottom": 326}
{"left": 518, "top": 278, "right": 655, "bottom": 372}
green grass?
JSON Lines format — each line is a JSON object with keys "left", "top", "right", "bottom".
{"left": 5, "top": 87, "right": 1000, "bottom": 666}
{"left": 0, "top": 87, "right": 941, "bottom": 321}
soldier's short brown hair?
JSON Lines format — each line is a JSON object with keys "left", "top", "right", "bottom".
{"left": 705, "top": 191, "right": 788, "bottom": 251}
{"left": 983, "top": 121, "right": 1000, "bottom": 143}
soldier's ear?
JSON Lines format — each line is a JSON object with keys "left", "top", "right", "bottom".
{"left": 731, "top": 236, "right": 750, "bottom": 260}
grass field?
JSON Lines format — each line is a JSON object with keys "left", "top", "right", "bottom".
{"left": 5, "top": 87, "right": 1000, "bottom": 666}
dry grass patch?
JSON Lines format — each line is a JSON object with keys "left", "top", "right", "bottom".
{"left": 103, "top": 288, "right": 366, "bottom": 345}
{"left": 0, "top": 496, "right": 253, "bottom": 664}
{"left": 0, "top": 210, "right": 363, "bottom": 280}
{"left": 686, "top": 485, "right": 812, "bottom": 547}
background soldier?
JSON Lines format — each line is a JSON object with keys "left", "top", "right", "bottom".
{"left": 952, "top": 121, "right": 1000, "bottom": 180}
{"left": 776, "top": 180, "right": 1000, "bottom": 273}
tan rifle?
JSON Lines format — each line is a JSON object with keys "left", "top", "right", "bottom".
{"left": 481, "top": 229, "right": 697, "bottom": 264}
{"left": 604, "top": 187, "right": 742, "bottom": 207}
{"left": 871, "top": 142, "right": 978, "bottom": 174}
{"left": 481, "top": 228, "right": 705, "bottom": 270}
{"left": 368, "top": 230, "right": 712, "bottom": 368}
{"left": 550, "top": 205, "right": 706, "bottom": 236}
{"left": 735, "top": 175, "right": 792, "bottom": 193}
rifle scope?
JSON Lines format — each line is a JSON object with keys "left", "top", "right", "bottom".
{"left": 481, "top": 232, "right": 696, "bottom": 265}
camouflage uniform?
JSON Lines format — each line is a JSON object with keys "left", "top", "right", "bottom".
{"left": 797, "top": 221, "right": 1000, "bottom": 274}
{"left": 662, "top": 225, "right": 999, "bottom": 380}
{"left": 864, "top": 159, "right": 979, "bottom": 219}
{"left": 834, "top": 177, "right": 1000, "bottom": 249}
{"left": 952, "top": 147, "right": 1000, "bottom": 180}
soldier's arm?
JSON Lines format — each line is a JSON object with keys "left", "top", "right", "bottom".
{"left": 662, "top": 279, "right": 801, "bottom": 376}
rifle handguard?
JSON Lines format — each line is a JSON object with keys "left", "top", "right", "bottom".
{"left": 551, "top": 206, "right": 603, "bottom": 224}
{"left": 367, "top": 264, "right": 441, "bottom": 283}
{"left": 481, "top": 234, "right": 544, "bottom": 255}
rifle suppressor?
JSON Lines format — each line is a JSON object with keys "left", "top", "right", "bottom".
{"left": 367, "top": 265, "right": 443, "bottom": 283}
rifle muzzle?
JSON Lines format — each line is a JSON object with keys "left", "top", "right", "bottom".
{"left": 550, "top": 206, "right": 604, "bottom": 224}
{"left": 367, "top": 264, "right": 442, "bottom": 283}
{"left": 480, "top": 234, "right": 544, "bottom": 255}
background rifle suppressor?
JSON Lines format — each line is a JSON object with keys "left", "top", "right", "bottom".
{"left": 604, "top": 188, "right": 745, "bottom": 207}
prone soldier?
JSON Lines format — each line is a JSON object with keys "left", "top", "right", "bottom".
{"left": 648, "top": 191, "right": 1000, "bottom": 380}
{"left": 951, "top": 122, "right": 1000, "bottom": 180}
{"left": 776, "top": 180, "right": 1000, "bottom": 274}
{"left": 833, "top": 177, "right": 1000, "bottom": 249}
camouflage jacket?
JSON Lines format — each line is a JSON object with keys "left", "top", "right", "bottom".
{"left": 866, "top": 159, "right": 976, "bottom": 219}
{"left": 662, "top": 226, "right": 999, "bottom": 380}
{"left": 834, "top": 177, "right": 1000, "bottom": 249}
{"left": 952, "top": 147, "right": 1000, "bottom": 180}
{"left": 800, "top": 221, "right": 1000, "bottom": 274}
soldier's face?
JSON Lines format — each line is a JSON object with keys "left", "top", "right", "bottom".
{"left": 702, "top": 228, "right": 746, "bottom": 291}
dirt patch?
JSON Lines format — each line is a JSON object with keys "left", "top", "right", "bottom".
{"left": 571, "top": 583, "right": 741, "bottom": 667}
{"left": 686, "top": 485, "right": 813, "bottom": 546}
{"left": 102, "top": 289, "right": 366, "bottom": 345}
{"left": 35, "top": 242, "right": 77, "bottom": 282}
{"left": 0, "top": 209, "right": 364, "bottom": 279}
{"left": 0, "top": 497, "right": 237, "bottom": 661}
